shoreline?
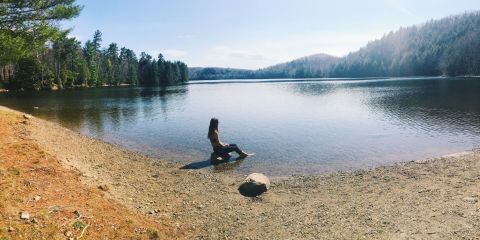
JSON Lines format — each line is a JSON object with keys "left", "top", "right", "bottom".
{"left": 2, "top": 105, "right": 480, "bottom": 238}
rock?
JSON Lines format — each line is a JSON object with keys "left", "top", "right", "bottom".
{"left": 148, "top": 210, "right": 154, "bottom": 214}
{"left": 98, "top": 184, "right": 109, "bottom": 191}
{"left": 31, "top": 218, "right": 38, "bottom": 223}
{"left": 33, "top": 195, "right": 41, "bottom": 201}
{"left": 74, "top": 210, "right": 81, "bottom": 218}
{"left": 20, "top": 211, "right": 30, "bottom": 220}
{"left": 238, "top": 173, "right": 270, "bottom": 197}
{"left": 462, "top": 197, "right": 478, "bottom": 203}
{"left": 64, "top": 230, "right": 73, "bottom": 237}
{"left": 33, "top": 106, "right": 39, "bottom": 110}
{"left": 49, "top": 205, "right": 61, "bottom": 213}
{"left": 23, "top": 114, "right": 32, "bottom": 120}
{"left": 7, "top": 226, "right": 14, "bottom": 232}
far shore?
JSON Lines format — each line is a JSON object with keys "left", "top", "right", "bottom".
{"left": 1, "top": 75, "right": 479, "bottom": 92}
{"left": 1, "top": 105, "right": 480, "bottom": 239}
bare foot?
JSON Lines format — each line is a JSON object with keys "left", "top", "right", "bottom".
{"left": 239, "top": 153, "right": 254, "bottom": 158}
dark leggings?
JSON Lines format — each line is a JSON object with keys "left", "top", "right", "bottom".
{"left": 214, "top": 144, "right": 244, "bottom": 156}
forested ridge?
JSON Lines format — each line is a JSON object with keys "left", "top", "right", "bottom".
{"left": 0, "top": 0, "right": 188, "bottom": 91}
{"left": 190, "top": 11, "right": 480, "bottom": 80}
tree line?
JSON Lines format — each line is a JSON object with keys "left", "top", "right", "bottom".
{"left": 190, "top": 11, "right": 480, "bottom": 80}
{"left": 0, "top": 0, "right": 188, "bottom": 91}
{"left": 329, "top": 11, "right": 480, "bottom": 77}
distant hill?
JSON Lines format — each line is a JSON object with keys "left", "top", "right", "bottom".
{"left": 188, "top": 67, "right": 256, "bottom": 80}
{"left": 189, "top": 54, "right": 338, "bottom": 80}
{"left": 189, "top": 11, "right": 480, "bottom": 80}
{"left": 257, "top": 53, "right": 339, "bottom": 78}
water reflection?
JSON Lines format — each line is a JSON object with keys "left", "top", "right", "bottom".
{"left": 286, "top": 78, "right": 480, "bottom": 137}
{"left": 0, "top": 86, "right": 188, "bottom": 134}
{"left": 361, "top": 78, "right": 480, "bottom": 137}
{"left": 288, "top": 81, "right": 337, "bottom": 96}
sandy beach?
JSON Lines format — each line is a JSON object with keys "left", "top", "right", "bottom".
{"left": 1, "top": 105, "right": 480, "bottom": 239}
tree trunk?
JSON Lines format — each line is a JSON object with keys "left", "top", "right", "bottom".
{"left": 6, "top": 64, "right": 14, "bottom": 82}
{"left": 0, "top": 65, "right": 4, "bottom": 83}
{"left": 56, "top": 62, "right": 63, "bottom": 90}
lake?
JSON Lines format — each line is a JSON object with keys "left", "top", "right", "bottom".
{"left": 1, "top": 77, "right": 480, "bottom": 176}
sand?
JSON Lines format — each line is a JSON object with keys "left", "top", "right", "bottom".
{"left": 1, "top": 105, "right": 480, "bottom": 239}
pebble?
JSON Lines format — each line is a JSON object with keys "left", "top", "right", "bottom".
{"left": 64, "top": 230, "right": 73, "bottom": 237}
{"left": 49, "top": 205, "right": 61, "bottom": 213}
{"left": 462, "top": 197, "right": 478, "bottom": 203}
{"left": 23, "top": 114, "right": 32, "bottom": 119}
{"left": 20, "top": 211, "right": 30, "bottom": 220}
{"left": 74, "top": 210, "right": 81, "bottom": 218}
{"left": 7, "top": 226, "right": 14, "bottom": 232}
{"left": 98, "top": 184, "right": 110, "bottom": 191}
{"left": 33, "top": 195, "right": 41, "bottom": 201}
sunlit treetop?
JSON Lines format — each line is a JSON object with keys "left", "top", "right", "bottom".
{"left": 0, "top": 0, "right": 82, "bottom": 32}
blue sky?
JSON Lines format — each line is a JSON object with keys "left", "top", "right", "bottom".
{"left": 61, "top": 0, "right": 480, "bottom": 69}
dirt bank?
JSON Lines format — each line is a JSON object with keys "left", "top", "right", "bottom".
{"left": 0, "top": 107, "right": 176, "bottom": 239}
{"left": 2, "top": 106, "right": 480, "bottom": 239}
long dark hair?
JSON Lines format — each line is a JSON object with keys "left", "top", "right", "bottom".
{"left": 208, "top": 118, "right": 219, "bottom": 139}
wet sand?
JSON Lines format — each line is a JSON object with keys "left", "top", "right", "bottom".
{"left": 2, "top": 105, "right": 480, "bottom": 239}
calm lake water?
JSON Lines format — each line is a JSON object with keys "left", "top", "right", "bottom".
{"left": 1, "top": 77, "right": 480, "bottom": 176}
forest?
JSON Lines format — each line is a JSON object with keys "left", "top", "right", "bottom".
{"left": 190, "top": 11, "right": 480, "bottom": 80}
{"left": 0, "top": 0, "right": 188, "bottom": 91}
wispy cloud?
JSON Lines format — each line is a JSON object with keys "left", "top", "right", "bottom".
{"left": 67, "top": 34, "right": 82, "bottom": 40}
{"left": 385, "top": 0, "right": 415, "bottom": 16}
{"left": 197, "top": 30, "right": 389, "bottom": 69}
{"left": 212, "top": 46, "right": 269, "bottom": 61}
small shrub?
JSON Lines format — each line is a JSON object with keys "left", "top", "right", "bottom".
{"left": 73, "top": 220, "right": 86, "bottom": 230}
{"left": 7, "top": 167, "right": 20, "bottom": 176}
{"left": 147, "top": 229, "right": 159, "bottom": 240}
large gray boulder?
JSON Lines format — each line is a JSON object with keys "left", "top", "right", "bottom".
{"left": 238, "top": 173, "right": 270, "bottom": 197}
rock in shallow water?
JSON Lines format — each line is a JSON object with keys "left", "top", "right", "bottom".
{"left": 238, "top": 173, "right": 270, "bottom": 197}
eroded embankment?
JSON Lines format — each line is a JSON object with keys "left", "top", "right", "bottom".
{"left": 0, "top": 107, "right": 177, "bottom": 239}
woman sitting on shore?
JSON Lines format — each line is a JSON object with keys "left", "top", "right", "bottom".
{"left": 208, "top": 118, "right": 252, "bottom": 159}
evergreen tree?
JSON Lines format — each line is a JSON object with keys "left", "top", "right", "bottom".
{"left": 0, "top": 0, "right": 81, "bottom": 88}
{"left": 1, "top": 2, "right": 188, "bottom": 90}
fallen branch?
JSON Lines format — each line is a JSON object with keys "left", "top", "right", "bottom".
{"left": 78, "top": 223, "right": 90, "bottom": 239}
